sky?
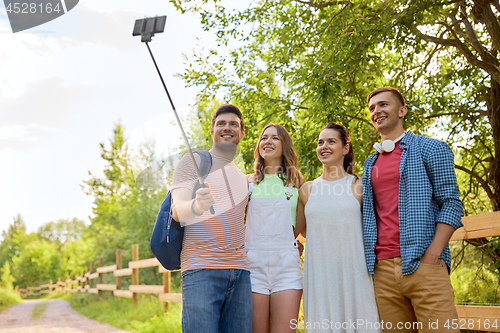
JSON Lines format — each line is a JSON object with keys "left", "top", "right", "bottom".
{"left": 0, "top": 0, "right": 224, "bottom": 233}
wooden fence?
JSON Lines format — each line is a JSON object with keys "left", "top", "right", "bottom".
{"left": 18, "top": 244, "right": 181, "bottom": 307}
{"left": 449, "top": 211, "right": 500, "bottom": 332}
{"left": 16, "top": 211, "right": 500, "bottom": 331}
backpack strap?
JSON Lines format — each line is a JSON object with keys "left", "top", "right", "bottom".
{"left": 195, "top": 150, "right": 212, "bottom": 180}
{"left": 191, "top": 151, "right": 212, "bottom": 197}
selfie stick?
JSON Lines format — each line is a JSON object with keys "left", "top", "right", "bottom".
{"left": 133, "top": 16, "right": 215, "bottom": 215}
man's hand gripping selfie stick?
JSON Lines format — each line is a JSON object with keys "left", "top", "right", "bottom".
{"left": 133, "top": 16, "right": 215, "bottom": 215}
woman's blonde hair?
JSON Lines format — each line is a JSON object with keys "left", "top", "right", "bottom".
{"left": 252, "top": 124, "right": 304, "bottom": 188}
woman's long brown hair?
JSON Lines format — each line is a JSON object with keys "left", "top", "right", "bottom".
{"left": 252, "top": 124, "right": 305, "bottom": 188}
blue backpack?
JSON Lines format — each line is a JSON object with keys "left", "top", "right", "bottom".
{"left": 150, "top": 150, "right": 212, "bottom": 271}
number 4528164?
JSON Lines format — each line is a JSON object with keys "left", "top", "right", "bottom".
{"left": 445, "top": 318, "right": 498, "bottom": 330}
{"left": 6, "top": 3, "right": 61, "bottom": 14}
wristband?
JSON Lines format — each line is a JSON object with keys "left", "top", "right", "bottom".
{"left": 191, "top": 200, "right": 203, "bottom": 216}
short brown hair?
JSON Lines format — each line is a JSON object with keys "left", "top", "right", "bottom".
{"left": 211, "top": 104, "right": 245, "bottom": 131}
{"left": 367, "top": 87, "right": 405, "bottom": 107}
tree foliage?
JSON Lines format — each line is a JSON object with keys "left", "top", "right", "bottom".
{"left": 38, "top": 218, "right": 87, "bottom": 243}
{"left": 11, "top": 237, "right": 59, "bottom": 287}
{"left": 1, "top": 261, "right": 15, "bottom": 291}
{"left": 0, "top": 124, "right": 169, "bottom": 287}
{"left": 0, "top": 214, "right": 27, "bottom": 269}
{"left": 83, "top": 124, "right": 167, "bottom": 268}
{"left": 170, "top": 0, "right": 500, "bottom": 274}
{"left": 1, "top": 0, "right": 500, "bottom": 294}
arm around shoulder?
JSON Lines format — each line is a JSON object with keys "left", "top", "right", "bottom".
{"left": 351, "top": 176, "right": 363, "bottom": 208}
{"left": 294, "top": 181, "right": 312, "bottom": 238}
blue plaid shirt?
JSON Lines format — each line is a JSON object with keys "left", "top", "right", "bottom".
{"left": 363, "top": 131, "right": 464, "bottom": 275}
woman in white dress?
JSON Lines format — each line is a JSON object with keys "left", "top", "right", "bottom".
{"left": 295, "top": 122, "right": 380, "bottom": 333}
{"left": 246, "top": 124, "right": 305, "bottom": 333}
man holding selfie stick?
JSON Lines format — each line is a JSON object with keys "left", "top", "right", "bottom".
{"left": 133, "top": 17, "right": 251, "bottom": 332}
{"left": 362, "top": 87, "right": 464, "bottom": 332}
{"left": 171, "top": 105, "right": 251, "bottom": 333}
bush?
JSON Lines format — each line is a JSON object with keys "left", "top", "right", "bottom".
{"left": 0, "top": 287, "right": 22, "bottom": 312}
{"left": 451, "top": 242, "right": 500, "bottom": 304}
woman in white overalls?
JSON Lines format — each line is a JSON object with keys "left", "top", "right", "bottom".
{"left": 246, "top": 124, "right": 305, "bottom": 333}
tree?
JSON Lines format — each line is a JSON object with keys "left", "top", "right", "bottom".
{"left": 56, "top": 236, "right": 95, "bottom": 279}
{"left": 170, "top": 0, "right": 500, "bottom": 274}
{"left": 83, "top": 124, "right": 167, "bottom": 284}
{"left": 0, "top": 261, "right": 15, "bottom": 291}
{"left": 0, "top": 214, "right": 27, "bottom": 271}
{"left": 38, "top": 218, "right": 86, "bottom": 243}
{"left": 399, "top": 0, "right": 500, "bottom": 210}
{"left": 11, "top": 236, "right": 59, "bottom": 287}
{"left": 1, "top": 213, "right": 26, "bottom": 240}
{"left": 171, "top": 0, "right": 415, "bottom": 177}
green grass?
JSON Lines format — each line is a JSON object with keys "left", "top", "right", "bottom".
{"left": 0, "top": 288, "right": 22, "bottom": 312}
{"left": 40, "top": 292, "right": 71, "bottom": 301}
{"left": 67, "top": 292, "right": 182, "bottom": 333}
{"left": 31, "top": 301, "right": 48, "bottom": 320}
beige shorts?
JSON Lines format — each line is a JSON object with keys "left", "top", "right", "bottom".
{"left": 373, "top": 257, "right": 459, "bottom": 333}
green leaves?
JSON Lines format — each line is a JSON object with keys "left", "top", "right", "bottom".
{"left": 172, "top": 0, "right": 500, "bottom": 278}
{"left": 173, "top": 0, "right": 397, "bottom": 178}
{"left": 0, "top": 262, "right": 15, "bottom": 291}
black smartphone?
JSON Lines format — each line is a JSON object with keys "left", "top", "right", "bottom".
{"left": 132, "top": 16, "right": 166, "bottom": 42}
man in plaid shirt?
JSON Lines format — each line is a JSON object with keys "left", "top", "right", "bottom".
{"left": 362, "top": 87, "right": 464, "bottom": 332}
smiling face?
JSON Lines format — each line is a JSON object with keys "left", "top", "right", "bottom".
{"left": 210, "top": 112, "right": 245, "bottom": 146}
{"left": 368, "top": 91, "right": 407, "bottom": 136}
{"left": 258, "top": 126, "right": 283, "bottom": 162}
{"left": 316, "top": 128, "right": 349, "bottom": 166}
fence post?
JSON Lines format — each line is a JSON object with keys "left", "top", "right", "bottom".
{"left": 86, "top": 265, "right": 90, "bottom": 291}
{"left": 163, "top": 271, "right": 171, "bottom": 311}
{"left": 90, "top": 262, "right": 94, "bottom": 292}
{"left": 116, "top": 249, "right": 122, "bottom": 291}
{"left": 49, "top": 279, "right": 52, "bottom": 294}
{"left": 90, "top": 262, "right": 94, "bottom": 290}
{"left": 83, "top": 267, "right": 87, "bottom": 291}
{"left": 132, "top": 244, "right": 139, "bottom": 306}
{"left": 14, "top": 285, "right": 19, "bottom": 296}
{"left": 98, "top": 258, "right": 103, "bottom": 300}
{"left": 57, "top": 278, "right": 61, "bottom": 293}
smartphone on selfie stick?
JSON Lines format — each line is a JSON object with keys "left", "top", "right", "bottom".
{"left": 133, "top": 16, "right": 215, "bottom": 215}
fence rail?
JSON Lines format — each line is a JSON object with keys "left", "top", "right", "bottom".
{"left": 15, "top": 211, "right": 500, "bottom": 329}
{"left": 17, "top": 245, "right": 180, "bottom": 307}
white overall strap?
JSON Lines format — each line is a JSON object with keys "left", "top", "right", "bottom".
{"left": 285, "top": 185, "right": 293, "bottom": 200}
{"left": 248, "top": 179, "right": 254, "bottom": 196}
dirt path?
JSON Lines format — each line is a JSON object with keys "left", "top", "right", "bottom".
{"left": 0, "top": 299, "right": 129, "bottom": 333}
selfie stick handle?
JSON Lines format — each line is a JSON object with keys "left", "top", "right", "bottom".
{"left": 145, "top": 42, "right": 215, "bottom": 215}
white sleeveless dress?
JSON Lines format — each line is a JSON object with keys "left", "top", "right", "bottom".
{"left": 303, "top": 175, "right": 380, "bottom": 333}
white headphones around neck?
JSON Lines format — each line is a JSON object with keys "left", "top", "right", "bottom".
{"left": 373, "top": 133, "right": 406, "bottom": 154}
